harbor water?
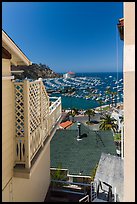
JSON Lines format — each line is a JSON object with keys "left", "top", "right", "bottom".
{"left": 43, "top": 72, "right": 123, "bottom": 110}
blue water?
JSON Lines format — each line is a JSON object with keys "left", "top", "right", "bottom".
{"left": 44, "top": 72, "right": 123, "bottom": 110}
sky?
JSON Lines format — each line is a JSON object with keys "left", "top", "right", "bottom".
{"left": 2, "top": 2, "right": 123, "bottom": 73}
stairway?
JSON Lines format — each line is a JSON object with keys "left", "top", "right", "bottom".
{"left": 91, "top": 180, "right": 114, "bottom": 202}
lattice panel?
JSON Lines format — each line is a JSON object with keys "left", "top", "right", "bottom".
{"left": 41, "top": 85, "right": 49, "bottom": 120}
{"left": 29, "top": 82, "right": 41, "bottom": 134}
{"left": 30, "top": 127, "right": 41, "bottom": 160}
{"left": 14, "top": 83, "right": 24, "bottom": 138}
{"left": 43, "top": 118, "right": 49, "bottom": 140}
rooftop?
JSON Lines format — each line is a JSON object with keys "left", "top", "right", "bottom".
{"left": 2, "top": 29, "right": 32, "bottom": 66}
{"left": 59, "top": 121, "right": 73, "bottom": 129}
{"left": 50, "top": 122, "right": 117, "bottom": 176}
{"left": 95, "top": 153, "right": 124, "bottom": 202}
{"left": 68, "top": 72, "right": 75, "bottom": 74}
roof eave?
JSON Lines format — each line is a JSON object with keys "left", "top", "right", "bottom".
{"left": 2, "top": 30, "right": 32, "bottom": 66}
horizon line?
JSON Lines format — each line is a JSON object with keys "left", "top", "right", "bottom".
{"left": 57, "top": 71, "right": 123, "bottom": 74}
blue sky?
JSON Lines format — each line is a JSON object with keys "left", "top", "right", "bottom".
{"left": 2, "top": 2, "right": 123, "bottom": 73}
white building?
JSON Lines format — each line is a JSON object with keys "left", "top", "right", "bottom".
{"left": 111, "top": 108, "right": 123, "bottom": 132}
{"left": 63, "top": 71, "right": 75, "bottom": 78}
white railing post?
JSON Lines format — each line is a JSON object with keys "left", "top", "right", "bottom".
{"left": 114, "top": 187, "right": 117, "bottom": 202}
{"left": 59, "top": 97, "right": 62, "bottom": 119}
{"left": 12, "top": 81, "right": 16, "bottom": 167}
{"left": 39, "top": 78, "right": 44, "bottom": 147}
{"left": 90, "top": 182, "right": 92, "bottom": 202}
{"left": 23, "top": 79, "right": 31, "bottom": 169}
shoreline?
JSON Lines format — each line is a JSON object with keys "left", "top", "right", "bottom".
{"left": 62, "top": 102, "right": 123, "bottom": 113}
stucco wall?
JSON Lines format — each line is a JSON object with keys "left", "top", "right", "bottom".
{"left": 123, "top": 2, "right": 135, "bottom": 202}
{"left": 124, "top": 2, "right": 135, "bottom": 46}
{"left": 2, "top": 179, "right": 13, "bottom": 202}
{"left": 2, "top": 59, "right": 14, "bottom": 190}
{"left": 12, "top": 145, "right": 50, "bottom": 202}
{"left": 2, "top": 59, "right": 11, "bottom": 76}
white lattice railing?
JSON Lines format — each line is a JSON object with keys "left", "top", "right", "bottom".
{"left": 49, "top": 97, "right": 62, "bottom": 132}
{"left": 14, "top": 78, "right": 62, "bottom": 168}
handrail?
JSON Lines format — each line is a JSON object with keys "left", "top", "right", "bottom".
{"left": 51, "top": 179, "right": 91, "bottom": 199}
{"left": 51, "top": 179, "right": 91, "bottom": 187}
{"left": 79, "top": 195, "right": 89, "bottom": 202}
{"left": 49, "top": 97, "right": 61, "bottom": 113}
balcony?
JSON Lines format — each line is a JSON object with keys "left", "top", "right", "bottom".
{"left": 13, "top": 78, "right": 62, "bottom": 177}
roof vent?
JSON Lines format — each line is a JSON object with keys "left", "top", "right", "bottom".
{"left": 77, "top": 122, "right": 82, "bottom": 141}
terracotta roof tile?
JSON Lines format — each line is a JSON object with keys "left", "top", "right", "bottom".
{"left": 59, "top": 121, "right": 73, "bottom": 129}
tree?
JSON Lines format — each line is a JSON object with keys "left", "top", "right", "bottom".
{"left": 84, "top": 109, "right": 95, "bottom": 122}
{"left": 69, "top": 108, "right": 78, "bottom": 122}
{"left": 99, "top": 114, "right": 118, "bottom": 133}
{"left": 72, "top": 108, "right": 79, "bottom": 114}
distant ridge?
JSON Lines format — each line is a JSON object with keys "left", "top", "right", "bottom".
{"left": 11, "top": 63, "right": 62, "bottom": 80}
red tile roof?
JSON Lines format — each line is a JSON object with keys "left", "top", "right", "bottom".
{"left": 68, "top": 72, "right": 75, "bottom": 74}
{"left": 59, "top": 121, "right": 73, "bottom": 129}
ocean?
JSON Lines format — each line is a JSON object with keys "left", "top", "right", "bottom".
{"left": 43, "top": 72, "right": 123, "bottom": 110}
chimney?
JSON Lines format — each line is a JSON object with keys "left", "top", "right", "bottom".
{"left": 77, "top": 122, "right": 82, "bottom": 141}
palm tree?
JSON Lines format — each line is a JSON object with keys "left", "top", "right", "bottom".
{"left": 72, "top": 108, "right": 79, "bottom": 115}
{"left": 84, "top": 109, "right": 95, "bottom": 122}
{"left": 69, "top": 108, "right": 78, "bottom": 122}
{"left": 99, "top": 114, "right": 118, "bottom": 133}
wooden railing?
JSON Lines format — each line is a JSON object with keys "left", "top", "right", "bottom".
{"left": 14, "top": 78, "right": 62, "bottom": 169}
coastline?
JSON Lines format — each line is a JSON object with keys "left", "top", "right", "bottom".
{"left": 63, "top": 102, "right": 123, "bottom": 114}
{"left": 95, "top": 102, "right": 123, "bottom": 110}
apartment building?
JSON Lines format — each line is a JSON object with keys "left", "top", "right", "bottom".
{"left": 2, "top": 30, "right": 62, "bottom": 202}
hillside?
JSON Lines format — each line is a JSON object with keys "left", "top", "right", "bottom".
{"left": 11, "top": 63, "right": 62, "bottom": 80}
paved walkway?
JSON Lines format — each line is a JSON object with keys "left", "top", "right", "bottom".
{"left": 70, "top": 113, "right": 101, "bottom": 123}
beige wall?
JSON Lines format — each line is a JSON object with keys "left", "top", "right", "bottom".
{"left": 2, "top": 59, "right": 14, "bottom": 190}
{"left": 2, "top": 59, "right": 11, "bottom": 76}
{"left": 12, "top": 145, "right": 50, "bottom": 202}
{"left": 123, "top": 2, "right": 135, "bottom": 202}
{"left": 2, "top": 179, "right": 13, "bottom": 202}
{"left": 124, "top": 2, "right": 135, "bottom": 46}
